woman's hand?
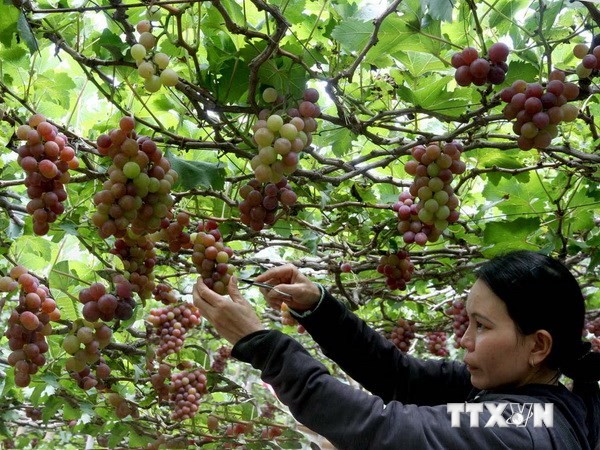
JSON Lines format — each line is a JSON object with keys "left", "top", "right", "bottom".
{"left": 255, "top": 264, "right": 321, "bottom": 312}
{"left": 193, "top": 276, "right": 264, "bottom": 345}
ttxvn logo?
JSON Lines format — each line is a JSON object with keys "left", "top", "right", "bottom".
{"left": 446, "top": 402, "right": 554, "bottom": 428}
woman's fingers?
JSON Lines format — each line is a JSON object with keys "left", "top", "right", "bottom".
{"left": 193, "top": 277, "right": 223, "bottom": 308}
{"left": 255, "top": 264, "right": 297, "bottom": 284}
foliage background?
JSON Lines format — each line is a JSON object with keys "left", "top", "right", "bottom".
{"left": 0, "top": 0, "right": 599, "bottom": 448}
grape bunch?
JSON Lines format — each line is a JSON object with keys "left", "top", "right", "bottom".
{"left": 107, "top": 392, "right": 137, "bottom": 419}
{"left": 425, "top": 331, "right": 449, "bottom": 357}
{"left": 16, "top": 114, "right": 79, "bottom": 235}
{"left": 452, "top": 43, "right": 509, "bottom": 87}
{"left": 148, "top": 303, "right": 201, "bottom": 359}
{"left": 2, "top": 266, "right": 59, "bottom": 387}
{"left": 110, "top": 234, "right": 157, "bottom": 300}
{"left": 169, "top": 368, "right": 208, "bottom": 420}
{"left": 211, "top": 346, "right": 232, "bottom": 373}
{"left": 445, "top": 300, "right": 469, "bottom": 348}
{"left": 78, "top": 281, "right": 136, "bottom": 322}
{"left": 261, "top": 426, "right": 283, "bottom": 440}
{"left": 154, "top": 212, "right": 192, "bottom": 253}
{"left": 587, "top": 317, "right": 600, "bottom": 337}
{"left": 153, "top": 283, "right": 178, "bottom": 305}
{"left": 130, "top": 16, "right": 178, "bottom": 92}
{"left": 500, "top": 71, "right": 580, "bottom": 150}
{"left": 389, "top": 318, "right": 416, "bottom": 353}
{"left": 573, "top": 42, "right": 600, "bottom": 79}
{"left": 592, "top": 338, "right": 600, "bottom": 353}
{"left": 191, "top": 220, "right": 234, "bottom": 294}
{"left": 94, "top": 116, "right": 177, "bottom": 238}
{"left": 239, "top": 178, "right": 297, "bottom": 231}
{"left": 397, "top": 142, "right": 464, "bottom": 246}
{"left": 250, "top": 87, "right": 320, "bottom": 184}
{"left": 149, "top": 363, "right": 172, "bottom": 401}
{"left": 376, "top": 250, "right": 414, "bottom": 291}
{"left": 62, "top": 320, "right": 113, "bottom": 391}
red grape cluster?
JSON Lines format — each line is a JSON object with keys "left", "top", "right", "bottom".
{"left": 500, "top": 71, "right": 580, "bottom": 150}
{"left": 261, "top": 426, "right": 283, "bottom": 440}
{"left": 425, "top": 331, "right": 449, "bottom": 357}
{"left": 587, "top": 317, "right": 600, "bottom": 337}
{"left": 573, "top": 42, "right": 600, "bottom": 79}
{"left": 62, "top": 320, "right": 113, "bottom": 391}
{"left": 397, "top": 142, "right": 464, "bottom": 245}
{"left": 107, "top": 392, "right": 137, "bottom": 419}
{"left": 78, "top": 281, "right": 135, "bottom": 322}
{"left": 169, "top": 368, "right": 208, "bottom": 420}
{"left": 2, "top": 266, "right": 59, "bottom": 387}
{"left": 592, "top": 338, "right": 600, "bottom": 353}
{"left": 452, "top": 43, "right": 509, "bottom": 86}
{"left": 377, "top": 250, "right": 414, "bottom": 291}
{"left": 191, "top": 220, "right": 234, "bottom": 294}
{"left": 155, "top": 212, "right": 192, "bottom": 252}
{"left": 239, "top": 178, "right": 297, "bottom": 231}
{"left": 389, "top": 318, "right": 416, "bottom": 353}
{"left": 16, "top": 114, "right": 79, "bottom": 235}
{"left": 251, "top": 87, "right": 320, "bottom": 184}
{"left": 149, "top": 363, "right": 172, "bottom": 401}
{"left": 445, "top": 300, "right": 469, "bottom": 348}
{"left": 153, "top": 283, "right": 178, "bottom": 305}
{"left": 110, "top": 234, "right": 157, "bottom": 300}
{"left": 94, "top": 116, "right": 177, "bottom": 238}
{"left": 130, "top": 16, "right": 178, "bottom": 92}
{"left": 211, "top": 345, "right": 231, "bottom": 373}
{"left": 148, "top": 303, "right": 201, "bottom": 359}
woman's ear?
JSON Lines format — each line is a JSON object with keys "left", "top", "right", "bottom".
{"left": 529, "top": 329, "right": 553, "bottom": 366}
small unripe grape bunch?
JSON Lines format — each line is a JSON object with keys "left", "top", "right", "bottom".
{"left": 397, "top": 141, "right": 464, "bottom": 245}
{"left": 94, "top": 116, "right": 178, "bottom": 239}
{"left": 425, "top": 331, "right": 449, "bottom": 357}
{"left": 389, "top": 318, "right": 416, "bottom": 353}
{"left": 153, "top": 283, "right": 178, "bottom": 305}
{"left": 149, "top": 362, "right": 172, "bottom": 401}
{"left": 376, "top": 250, "right": 414, "bottom": 291}
{"left": 106, "top": 392, "right": 136, "bottom": 419}
{"left": 153, "top": 211, "right": 193, "bottom": 253}
{"left": 210, "top": 345, "right": 231, "bottom": 373}
{"left": 444, "top": 300, "right": 469, "bottom": 348}
{"left": 16, "top": 113, "right": 79, "bottom": 235}
{"left": 169, "top": 368, "right": 208, "bottom": 420}
{"left": 572, "top": 41, "right": 600, "bottom": 79}
{"left": 130, "top": 18, "right": 178, "bottom": 92}
{"left": 238, "top": 177, "right": 297, "bottom": 231}
{"left": 147, "top": 303, "right": 201, "bottom": 359}
{"left": 78, "top": 280, "right": 137, "bottom": 323}
{"left": 499, "top": 71, "right": 580, "bottom": 150}
{"left": 251, "top": 87, "right": 320, "bottom": 185}
{"left": 452, "top": 43, "right": 510, "bottom": 87}
{"left": 110, "top": 234, "right": 157, "bottom": 301}
{"left": 190, "top": 220, "right": 235, "bottom": 294}
{"left": 2, "top": 265, "right": 60, "bottom": 387}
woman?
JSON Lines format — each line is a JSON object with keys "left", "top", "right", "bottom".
{"left": 193, "top": 250, "right": 600, "bottom": 449}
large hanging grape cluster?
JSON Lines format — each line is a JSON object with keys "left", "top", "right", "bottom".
{"left": 500, "top": 71, "right": 579, "bottom": 150}
{"left": 239, "top": 178, "right": 297, "bottom": 231}
{"left": 425, "top": 331, "right": 449, "bottom": 357}
{"left": 62, "top": 320, "right": 113, "bottom": 390}
{"left": 16, "top": 114, "right": 79, "bottom": 235}
{"left": 396, "top": 142, "right": 463, "bottom": 245}
{"left": 94, "top": 116, "right": 177, "bottom": 239}
{"left": 389, "top": 318, "right": 416, "bottom": 353}
{"left": 78, "top": 281, "right": 136, "bottom": 322}
{"left": 129, "top": 12, "right": 178, "bottom": 93}
{"left": 169, "top": 368, "right": 208, "bottom": 420}
{"left": 1, "top": 266, "right": 60, "bottom": 387}
{"left": 452, "top": 43, "right": 509, "bottom": 86}
{"left": 148, "top": 303, "right": 201, "bottom": 359}
{"left": 251, "top": 87, "right": 320, "bottom": 184}
{"left": 191, "top": 220, "right": 234, "bottom": 295}
{"left": 110, "top": 234, "right": 157, "bottom": 301}
{"left": 445, "top": 300, "right": 469, "bottom": 348}
{"left": 573, "top": 41, "right": 600, "bottom": 79}
{"left": 376, "top": 250, "right": 414, "bottom": 291}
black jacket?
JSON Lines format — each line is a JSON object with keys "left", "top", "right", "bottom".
{"left": 232, "top": 290, "right": 593, "bottom": 449}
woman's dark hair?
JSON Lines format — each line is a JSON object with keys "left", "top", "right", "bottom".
{"left": 477, "top": 250, "right": 600, "bottom": 448}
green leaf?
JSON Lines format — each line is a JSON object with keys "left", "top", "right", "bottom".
{"left": 109, "top": 423, "right": 130, "bottom": 448}
{"left": 423, "top": 0, "right": 454, "bottom": 22}
{"left": 16, "top": 12, "right": 38, "bottom": 54}
{"left": 165, "top": 149, "right": 226, "bottom": 190}
{"left": 92, "top": 28, "right": 126, "bottom": 60}
{"left": 330, "top": 18, "right": 373, "bottom": 53}
{"left": 395, "top": 51, "right": 446, "bottom": 77}
{"left": 482, "top": 218, "right": 540, "bottom": 257}
{"left": 0, "top": 5, "right": 18, "bottom": 47}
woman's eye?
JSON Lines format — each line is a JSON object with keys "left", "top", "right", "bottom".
{"left": 476, "top": 321, "right": 485, "bottom": 330}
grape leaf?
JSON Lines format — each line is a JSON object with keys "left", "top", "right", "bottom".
{"left": 482, "top": 218, "right": 540, "bottom": 257}
{"left": 16, "top": 12, "right": 38, "bottom": 54}
{"left": 0, "top": 6, "right": 18, "bottom": 47}
{"left": 165, "top": 149, "right": 226, "bottom": 190}
{"left": 423, "top": 0, "right": 454, "bottom": 22}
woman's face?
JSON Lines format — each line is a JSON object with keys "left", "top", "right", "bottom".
{"left": 460, "top": 279, "right": 534, "bottom": 390}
